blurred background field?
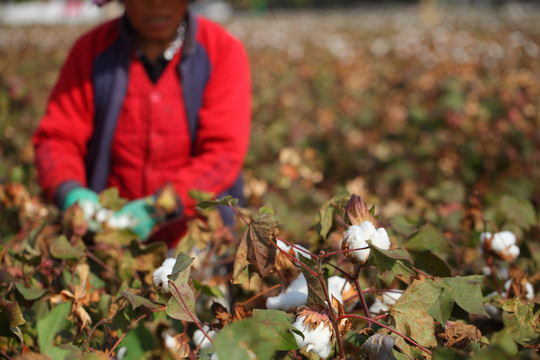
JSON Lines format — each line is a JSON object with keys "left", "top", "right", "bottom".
{"left": 1, "top": 0, "right": 539, "bottom": 242}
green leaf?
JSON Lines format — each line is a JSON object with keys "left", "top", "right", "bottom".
{"left": 431, "top": 276, "right": 489, "bottom": 319}
{"left": 500, "top": 196, "right": 536, "bottom": 228}
{"left": 502, "top": 298, "right": 540, "bottom": 345}
{"left": 36, "top": 302, "right": 72, "bottom": 358}
{"left": 196, "top": 195, "right": 238, "bottom": 209}
{"left": 252, "top": 309, "right": 298, "bottom": 351}
{"left": 120, "top": 289, "right": 160, "bottom": 310}
{"left": 432, "top": 347, "right": 469, "bottom": 360}
{"left": 15, "top": 283, "right": 47, "bottom": 301}
{"left": 317, "top": 191, "right": 349, "bottom": 239}
{"left": 392, "top": 308, "right": 437, "bottom": 352}
{"left": 192, "top": 280, "right": 225, "bottom": 298}
{"left": 391, "top": 215, "right": 418, "bottom": 236}
{"left": 367, "top": 244, "right": 415, "bottom": 276}
{"left": 99, "top": 187, "right": 127, "bottom": 211}
{"left": 409, "top": 250, "right": 452, "bottom": 278}
{"left": 214, "top": 319, "right": 275, "bottom": 360}
{"left": 489, "top": 327, "right": 518, "bottom": 357}
{"left": 166, "top": 252, "right": 199, "bottom": 322}
{"left": 426, "top": 288, "right": 454, "bottom": 325}
{"left": 117, "top": 322, "right": 158, "bottom": 360}
{"left": 0, "top": 299, "right": 25, "bottom": 328}
{"left": 404, "top": 223, "right": 450, "bottom": 253}
{"left": 49, "top": 235, "right": 85, "bottom": 260}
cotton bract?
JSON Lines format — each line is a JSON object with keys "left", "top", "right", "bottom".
{"left": 292, "top": 315, "right": 333, "bottom": 358}
{"left": 153, "top": 258, "right": 176, "bottom": 293}
{"left": 341, "top": 221, "right": 390, "bottom": 263}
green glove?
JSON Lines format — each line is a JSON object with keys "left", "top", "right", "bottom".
{"left": 115, "top": 197, "right": 157, "bottom": 241}
{"left": 62, "top": 187, "right": 99, "bottom": 211}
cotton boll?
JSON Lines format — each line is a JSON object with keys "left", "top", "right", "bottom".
{"left": 117, "top": 347, "right": 128, "bottom": 360}
{"left": 479, "top": 231, "right": 519, "bottom": 261}
{"left": 371, "top": 228, "right": 391, "bottom": 250}
{"left": 382, "top": 290, "right": 402, "bottom": 305}
{"left": 95, "top": 208, "right": 115, "bottom": 223}
{"left": 292, "top": 315, "right": 334, "bottom": 358}
{"left": 341, "top": 221, "right": 391, "bottom": 264}
{"left": 107, "top": 214, "right": 132, "bottom": 229}
{"left": 266, "top": 273, "right": 308, "bottom": 310}
{"left": 328, "top": 276, "right": 351, "bottom": 305}
{"left": 193, "top": 325, "right": 217, "bottom": 349}
{"left": 369, "top": 290, "right": 403, "bottom": 314}
{"left": 163, "top": 333, "right": 178, "bottom": 350}
{"left": 153, "top": 258, "right": 176, "bottom": 293}
{"left": 79, "top": 199, "right": 100, "bottom": 219}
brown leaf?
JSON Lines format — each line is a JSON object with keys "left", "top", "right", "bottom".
{"left": 345, "top": 194, "right": 376, "bottom": 227}
{"left": 62, "top": 203, "right": 88, "bottom": 237}
{"left": 156, "top": 182, "right": 179, "bottom": 215}
{"left": 232, "top": 234, "right": 250, "bottom": 285}
{"left": 246, "top": 213, "right": 279, "bottom": 278}
{"left": 437, "top": 321, "right": 482, "bottom": 349}
{"left": 332, "top": 295, "right": 352, "bottom": 337}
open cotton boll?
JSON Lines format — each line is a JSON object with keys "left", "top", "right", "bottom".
{"left": 328, "top": 276, "right": 351, "bottom": 305}
{"left": 369, "top": 290, "right": 403, "bottom": 314}
{"left": 292, "top": 315, "right": 334, "bottom": 358}
{"left": 107, "top": 214, "right": 133, "bottom": 229}
{"left": 504, "top": 279, "right": 534, "bottom": 300}
{"left": 266, "top": 273, "right": 308, "bottom": 310}
{"left": 341, "top": 221, "right": 391, "bottom": 263}
{"left": 80, "top": 199, "right": 101, "bottom": 219}
{"left": 193, "top": 325, "right": 217, "bottom": 349}
{"left": 95, "top": 208, "right": 115, "bottom": 223}
{"left": 276, "top": 239, "right": 311, "bottom": 260}
{"left": 153, "top": 258, "right": 176, "bottom": 293}
{"left": 479, "top": 231, "right": 519, "bottom": 261}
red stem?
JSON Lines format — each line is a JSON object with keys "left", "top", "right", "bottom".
{"left": 337, "top": 314, "right": 433, "bottom": 356}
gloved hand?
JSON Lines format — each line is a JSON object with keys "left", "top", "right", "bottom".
{"left": 62, "top": 187, "right": 100, "bottom": 211}
{"left": 114, "top": 197, "right": 158, "bottom": 241}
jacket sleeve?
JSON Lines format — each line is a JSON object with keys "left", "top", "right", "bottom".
{"left": 32, "top": 37, "right": 95, "bottom": 206}
{"left": 172, "top": 35, "right": 251, "bottom": 215}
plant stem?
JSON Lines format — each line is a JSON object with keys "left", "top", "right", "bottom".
{"left": 82, "top": 317, "right": 106, "bottom": 352}
{"left": 352, "top": 264, "right": 372, "bottom": 326}
{"left": 337, "top": 314, "right": 433, "bottom": 356}
{"left": 316, "top": 252, "right": 346, "bottom": 360}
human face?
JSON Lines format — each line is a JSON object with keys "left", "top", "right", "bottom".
{"left": 123, "top": 0, "right": 187, "bottom": 47}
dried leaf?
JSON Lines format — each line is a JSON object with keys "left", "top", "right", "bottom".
{"left": 437, "top": 321, "right": 482, "bottom": 349}
{"left": 245, "top": 212, "right": 279, "bottom": 278}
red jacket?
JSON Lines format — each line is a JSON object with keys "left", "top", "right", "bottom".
{"left": 33, "top": 13, "right": 251, "bottom": 224}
